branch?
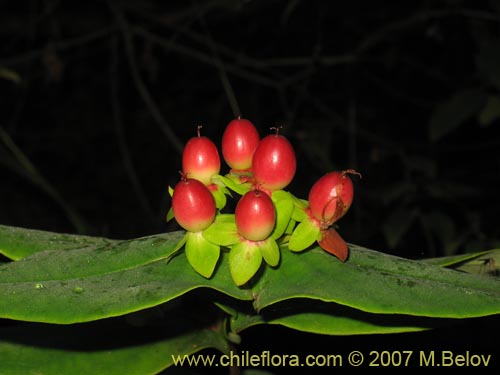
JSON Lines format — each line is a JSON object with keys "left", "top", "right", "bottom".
{"left": 109, "top": 35, "right": 156, "bottom": 224}
{"left": 0, "top": 27, "right": 113, "bottom": 66}
{"left": 133, "top": 27, "right": 282, "bottom": 90}
{"left": 197, "top": 8, "right": 241, "bottom": 118}
{"left": 0, "top": 127, "right": 88, "bottom": 233}
{"left": 109, "top": 2, "right": 185, "bottom": 155}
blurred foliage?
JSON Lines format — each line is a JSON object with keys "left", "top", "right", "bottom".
{"left": 1, "top": 0, "right": 500, "bottom": 261}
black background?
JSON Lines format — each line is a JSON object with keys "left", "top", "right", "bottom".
{"left": 1, "top": 0, "right": 499, "bottom": 373}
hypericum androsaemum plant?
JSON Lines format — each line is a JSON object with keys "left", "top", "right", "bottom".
{"left": 0, "top": 116, "right": 498, "bottom": 375}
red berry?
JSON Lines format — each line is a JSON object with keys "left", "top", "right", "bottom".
{"left": 172, "top": 177, "right": 216, "bottom": 232}
{"left": 251, "top": 129, "right": 296, "bottom": 191}
{"left": 308, "top": 170, "right": 355, "bottom": 225}
{"left": 182, "top": 126, "right": 221, "bottom": 186}
{"left": 222, "top": 118, "right": 260, "bottom": 171}
{"left": 235, "top": 190, "right": 276, "bottom": 241}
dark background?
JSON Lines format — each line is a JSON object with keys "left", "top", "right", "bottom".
{"left": 2, "top": 0, "right": 500, "bottom": 258}
{"left": 1, "top": 0, "right": 499, "bottom": 372}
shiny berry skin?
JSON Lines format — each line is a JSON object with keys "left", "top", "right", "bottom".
{"left": 251, "top": 131, "right": 296, "bottom": 191}
{"left": 182, "top": 127, "right": 221, "bottom": 186}
{"left": 308, "top": 171, "right": 354, "bottom": 225}
{"left": 172, "top": 177, "right": 216, "bottom": 232}
{"left": 222, "top": 118, "right": 260, "bottom": 170}
{"left": 235, "top": 190, "right": 276, "bottom": 241}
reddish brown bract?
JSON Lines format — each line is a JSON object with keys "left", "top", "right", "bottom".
{"left": 318, "top": 227, "right": 349, "bottom": 262}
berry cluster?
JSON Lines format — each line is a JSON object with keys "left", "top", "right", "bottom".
{"left": 167, "top": 118, "right": 359, "bottom": 286}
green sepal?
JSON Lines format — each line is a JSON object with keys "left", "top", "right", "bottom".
{"left": 288, "top": 217, "right": 321, "bottom": 252}
{"left": 211, "top": 176, "right": 234, "bottom": 195}
{"left": 270, "top": 190, "right": 294, "bottom": 240}
{"left": 284, "top": 218, "right": 297, "bottom": 235}
{"left": 290, "top": 195, "right": 309, "bottom": 222}
{"left": 166, "top": 207, "right": 175, "bottom": 223}
{"left": 202, "top": 214, "right": 240, "bottom": 247}
{"left": 292, "top": 206, "right": 308, "bottom": 223}
{"left": 228, "top": 241, "right": 263, "bottom": 286}
{"left": 185, "top": 232, "right": 220, "bottom": 278}
{"left": 209, "top": 184, "right": 229, "bottom": 211}
{"left": 271, "top": 190, "right": 291, "bottom": 202}
{"left": 259, "top": 238, "right": 280, "bottom": 267}
{"left": 168, "top": 231, "right": 188, "bottom": 259}
{"left": 290, "top": 193, "right": 308, "bottom": 209}
{"left": 214, "top": 174, "right": 252, "bottom": 196}
{"left": 166, "top": 185, "right": 176, "bottom": 222}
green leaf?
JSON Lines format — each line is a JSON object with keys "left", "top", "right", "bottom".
{"left": 0, "top": 321, "right": 229, "bottom": 375}
{"left": 287, "top": 218, "right": 320, "bottom": 252}
{"left": 1, "top": 224, "right": 499, "bottom": 328}
{"left": 421, "top": 249, "right": 499, "bottom": 268}
{"left": 0, "top": 224, "right": 116, "bottom": 260}
{"left": 270, "top": 190, "right": 294, "bottom": 240}
{"left": 269, "top": 311, "right": 429, "bottom": 335}
{"left": 422, "top": 249, "right": 500, "bottom": 276}
{"left": 202, "top": 214, "right": 240, "bottom": 246}
{"left": 185, "top": 232, "right": 221, "bottom": 278}
{"left": 455, "top": 252, "right": 500, "bottom": 276}
{"left": 0, "top": 230, "right": 186, "bottom": 282}
{"left": 429, "top": 88, "right": 487, "bottom": 141}
{"left": 259, "top": 238, "right": 280, "bottom": 267}
{"left": 228, "top": 242, "right": 263, "bottom": 286}
{"left": 252, "top": 245, "right": 500, "bottom": 318}
{"left": 236, "top": 309, "right": 430, "bottom": 337}
{"left": 227, "top": 299, "right": 432, "bottom": 336}
{"left": 0, "top": 233, "right": 251, "bottom": 324}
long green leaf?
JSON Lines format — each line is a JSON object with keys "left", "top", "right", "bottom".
{"left": 0, "top": 224, "right": 115, "bottom": 260}
{"left": 420, "top": 248, "right": 499, "bottom": 269}
{"left": 268, "top": 311, "right": 429, "bottom": 335}
{"left": 251, "top": 245, "right": 500, "bottom": 318}
{"left": 227, "top": 300, "right": 433, "bottom": 336}
{"left": 0, "top": 231, "right": 187, "bottom": 281}
{"left": 0, "top": 322, "right": 229, "bottom": 375}
{"left": 0, "top": 252, "right": 251, "bottom": 324}
{"left": 1, "top": 224, "right": 499, "bottom": 326}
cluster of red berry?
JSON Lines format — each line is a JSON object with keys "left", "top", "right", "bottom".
{"left": 167, "top": 118, "right": 359, "bottom": 286}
